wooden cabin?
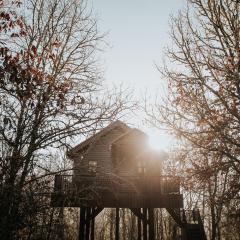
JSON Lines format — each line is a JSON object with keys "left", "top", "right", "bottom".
{"left": 69, "top": 120, "right": 130, "bottom": 176}
{"left": 52, "top": 120, "right": 182, "bottom": 208}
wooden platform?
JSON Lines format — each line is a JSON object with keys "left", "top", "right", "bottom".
{"left": 51, "top": 192, "right": 183, "bottom": 208}
{"left": 51, "top": 174, "right": 183, "bottom": 208}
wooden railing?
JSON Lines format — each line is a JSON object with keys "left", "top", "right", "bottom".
{"left": 51, "top": 174, "right": 183, "bottom": 208}
{"left": 53, "top": 174, "right": 180, "bottom": 195}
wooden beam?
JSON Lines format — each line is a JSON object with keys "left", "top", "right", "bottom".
{"left": 85, "top": 208, "right": 91, "bottom": 240}
{"left": 143, "top": 208, "right": 147, "bottom": 240}
{"left": 115, "top": 208, "right": 120, "bottom": 240}
{"left": 79, "top": 207, "right": 86, "bottom": 240}
{"left": 51, "top": 193, "right": 183, "bottom": 208}
{"left": 86, "top": 207, "right": 104, "bottom": 222}
{"left": 130, "top": 208, "right": 149, "bottom": 223}
{"left": 90, "top": 208, "right": 95, "bottom": 240}
{"left": 148, "top": 208, "right": 154, "bottom": 240}
{"left": 137, "top": 209, "right": 142, "bottom": 240}
{"left": 166, "top": 208, "right": 185, "bottom": 228}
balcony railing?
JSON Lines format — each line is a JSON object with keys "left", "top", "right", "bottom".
{"left": 53, "top": 174, "right": 180, "bottom": 195}
{"left": 52, "top": 174, "right": 183, "bottom": 208}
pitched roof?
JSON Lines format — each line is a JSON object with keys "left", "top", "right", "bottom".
{"left": 67, "top": 120, "right": 130, "bottom": 158}
{"left": 111, "top": 128, "right": 148, "bottom": 146}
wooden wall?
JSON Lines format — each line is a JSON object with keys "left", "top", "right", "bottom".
{"left": 73, "top": 126, "right": 127, "bottom": 175}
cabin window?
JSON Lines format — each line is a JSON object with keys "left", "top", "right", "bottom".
{"left": 137, "top": 161, "right": 146, "bottom": 175}
{"left": 88, "top": 160, "right": 97, "bottom": 173}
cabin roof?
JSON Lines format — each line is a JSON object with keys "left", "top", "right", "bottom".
{"left": 111, "top": 128, "right": 148, "bottom": 146}
{"left": 67, "top": 120, "right": 130, "bottom": 158}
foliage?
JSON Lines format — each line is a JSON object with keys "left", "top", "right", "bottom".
{"left": 147, "top": 0, "right": 240, "bottom": 239}
{"left": 0, "top": 0, "right": 131, "bottom": 238}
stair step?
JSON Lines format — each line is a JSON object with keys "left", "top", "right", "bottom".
{"left": 187, "top": 224, "right": 204, "bottom": 240}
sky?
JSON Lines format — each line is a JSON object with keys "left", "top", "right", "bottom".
{"left": 91, "top": 0, "right": 186, "bottom": 150}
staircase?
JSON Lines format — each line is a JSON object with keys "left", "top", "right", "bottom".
{"left": 185, "top": 223, "right": 206, "bottom": 240}
{"left": 167, "top": 208, "right": 207, "bottom": 240}
{"left": 182, "top": 209, "right": 207, "bottom": 240}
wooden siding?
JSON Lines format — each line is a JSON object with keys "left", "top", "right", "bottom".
{"left": 73, "top": 126, "right": 128, "bottom": 175}
{"left": 111, "top": 129, "right": 150, "bottom": 176}
{"left": 68, "top": 121, "right": 129, "bottom": 157}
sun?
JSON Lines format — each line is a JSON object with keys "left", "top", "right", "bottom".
{"left": 147, "top": 131, "right": 163, "bottom": 151}
{"left": 146, "top": 129, "right": 171, "bottom": 151}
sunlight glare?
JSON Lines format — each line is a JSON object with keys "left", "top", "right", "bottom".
{"left": 147, "top": 131, "right": 164, "bottom": 151}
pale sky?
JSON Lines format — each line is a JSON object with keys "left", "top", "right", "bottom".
{"left": 91, "top": 1, "right": 186, "bottom": 150}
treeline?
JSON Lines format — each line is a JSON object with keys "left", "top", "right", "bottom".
{"left": 1, "top": 0, "right": 240, "bottom": 239}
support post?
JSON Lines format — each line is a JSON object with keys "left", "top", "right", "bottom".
{"left": 85, "top": 208, "right": 91, "bottom": 240}
{"left": 115, "top": 208, "right": 120, "bottom": 240}
{"left": 90, "top": 208, "right": 95, "bottom": 240}
{"left": 138, "top": 209, "right": 142, "bottom": 240}
{"left": 148, "top": 208, "right": 155, "bottom": 240}
{"left": 79, "top": 207, "right": 86, "bottom": 240}
{"left": 143, "top": 208, "right": 147, "bottom": 240}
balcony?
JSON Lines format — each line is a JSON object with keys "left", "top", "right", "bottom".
{"left": 51, "top": 174, "right": 183, "bottom": 208}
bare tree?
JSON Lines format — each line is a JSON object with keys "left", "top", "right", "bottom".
{"left": 0, "top": 0, "right": 132, "bottom": 238}
{"left": 146, "top": 0, "right": 240, "bottom": 239}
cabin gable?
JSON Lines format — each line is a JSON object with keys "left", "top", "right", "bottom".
{"left": 69, "top": 122, "right": 166, "bottom": 178}
{"left": 72, "top": 124, "right": 129, "bottom": 175}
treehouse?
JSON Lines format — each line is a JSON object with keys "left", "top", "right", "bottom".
{"left": 52, "top": 121, "right": 181, "bottom": 208}
{"left": 51, "top": 121, "right": 206, "bottom": 240}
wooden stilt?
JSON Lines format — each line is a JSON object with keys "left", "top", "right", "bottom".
{"left": 115, "top": 208, "right": 120, "bottom": 240}
{"left": 143, "top": 208, "right": 148, "bottom": 240}
{"left": 90, "top": 208, "right": 95, "bottom": 240}
{"left": 85, "top": 208, "right": 91, "bottom": 240}
{"left": 148, "top": 208, "right": 155, "bottom": 240}
{"left": 137, "top": 208, "right": 142, "bottom": 240}
{"left": 79, "top": 207, "right": 86, "bottom": 240}
{"left": 173, "top": 224, "right": 177, "bottom": 240}
{"left": 110, "top": 209, "right": 114, "bottom": 240}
